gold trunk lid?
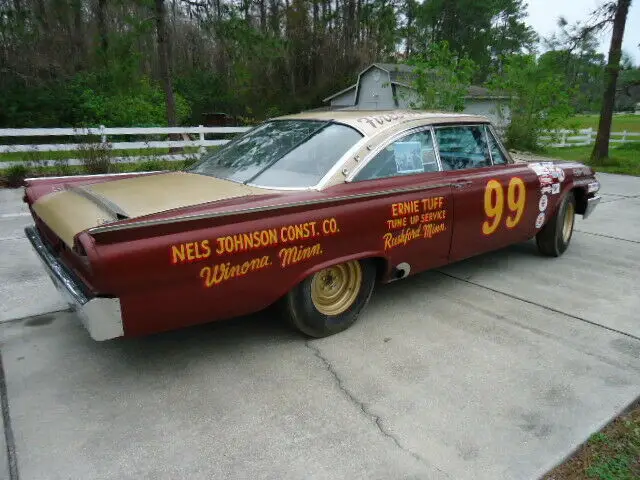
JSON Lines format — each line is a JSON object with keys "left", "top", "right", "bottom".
{"left": 32, "top": 172, "right": 265, "bottom": 247}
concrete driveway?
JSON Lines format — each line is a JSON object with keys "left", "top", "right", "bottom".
{"left": 1, "top": 173, "right": 639, "bottom": 480}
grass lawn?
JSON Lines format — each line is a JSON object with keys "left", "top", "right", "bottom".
{"left": 567, "top": 114, "right": 640, "bottom": 134}
{"left": 543, "top": 400, "right": 639, "bottom": 480}
{"left": 543, "top": 143, "right": 640, "bottom": 176}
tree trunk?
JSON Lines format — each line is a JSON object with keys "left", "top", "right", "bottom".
{"left": 72, "top": 0, "right": 84, "bottom": 70}
{"left": 405, "top": 0, "right": 414, "bottom": 58}
{"left": 321, "top": 0, "right": 327, "bottom": 29}
{"left": 342, "top": 0, "right": 349, "bottom": 55}
{"left": 242, "top": 0, "right": 251, "bottom": 22}
{"left": 355, "top": 0, "right": 361, "bottom": 45}
{"left": 591, "top": 0, "right": 631, "bottom": 163}
{"left": 34, "top": 0, "right": 48, "bottom": 34}
{"left": 325, "top": 0, "right": 331, "bottom": 32}
{"left": 312, "top": 0, "right": 319, "bottom": 33}
{"left": 347, "top": 0, "right": 355, "bottom": 50}
{"left": 96, "top": 0, "right": 108, "bottom": 60}
{"left": 269, "top": 0, "right": 280, "bottom": 35}
{"left": 155, "top": 0, "right": 177, "bottom": 127}
{"left": 260, "top": 0, "right": 267, "bottom": 32}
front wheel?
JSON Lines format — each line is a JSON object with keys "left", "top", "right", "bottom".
{"left": 536, "top": 191, "right": 576, "bottom": 257}
{"left": 283, "top": 259, "right": 376, "bottom": 338}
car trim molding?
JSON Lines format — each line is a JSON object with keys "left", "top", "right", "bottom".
{"left": 68, "top": 184, "right": 129, "bottom": 219}
{"left": 87, "top": 182, "right": 453, "bottom": 235}
{"left": 431, "top": 127, "right": 444, "bottom": 172}
{"left": 314, "top": 136, "right": 370, "bottom": 190}
{"left": 25, "top": 171, "right": 165, "bottom": 182}
{"left": 484, "top": 125, "right": 495, "bottom": 165}
{"left": 487, "top": 124, "right": 514, "bottom": 164}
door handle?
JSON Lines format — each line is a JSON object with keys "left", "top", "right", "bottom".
{"left": 453, "top": 180, "right": 472, "bottom": 189}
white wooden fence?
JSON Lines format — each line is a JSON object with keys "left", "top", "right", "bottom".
{"left": 0, "top": 125, "right": 251, "bottom": 170}
{"left": 2, "top": 124, "right": 638, "bottom": 171}
{"left": 541, "top": 128, "right": 640, "bottom": 148}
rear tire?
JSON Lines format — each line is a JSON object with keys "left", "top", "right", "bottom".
{"left": 536, "top": 191, "right": 576, "bottom": 257}
{"left": 283, "top": 259, "right": 376, "bottom": 338}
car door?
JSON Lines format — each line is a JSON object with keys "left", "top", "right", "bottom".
{"left": 434, "top": 124, "right": 541, "bottom": 262}
{"left": 333, "top": 126, "right": 454, "bottom": 275}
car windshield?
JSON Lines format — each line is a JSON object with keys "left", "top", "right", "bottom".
{"left": 189, "top": 120, "right": 363, "bottom": 188}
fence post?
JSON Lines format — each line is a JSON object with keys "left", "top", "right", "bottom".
{"left": 99, "top": 125, "right": 106, "bottom": 144}
{"left": 621, "top": 130, "right": 627, "bottom": 144}
{"left": 560, "top": 130, "right": 567, "bottom": 147}
{"left": 198, "top": 125, "right": 206, "bottom": 154}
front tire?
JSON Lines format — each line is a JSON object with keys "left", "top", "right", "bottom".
{"left": 283, "top": 259, "right": 376, "bottom": 338}
{"left": 536, "top": 191, "right": 576, "bottom": 257}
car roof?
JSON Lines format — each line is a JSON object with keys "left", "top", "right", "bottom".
{"left": 274, "top": 109, "right": 491, "bottom": 137}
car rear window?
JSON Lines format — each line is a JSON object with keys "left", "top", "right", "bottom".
{"left": 190, "top": 120, "right": 363, "bottom": 188}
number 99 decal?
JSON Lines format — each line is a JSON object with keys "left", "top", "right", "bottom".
{"left": 482, "top": 177, "right": 526, "bottom": 235}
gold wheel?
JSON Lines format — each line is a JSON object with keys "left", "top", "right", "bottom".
{"left": 310, "top": 261, "right": 363, "bottom": 316}
{"left": 562, "top": 202, "right": 575, "bottom": 243}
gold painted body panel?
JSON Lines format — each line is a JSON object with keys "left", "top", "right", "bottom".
{"left": 32, "top": 172, "right": 270, "bottom": 247}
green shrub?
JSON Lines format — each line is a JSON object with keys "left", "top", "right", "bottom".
{"left": 77, "top": 76, "right": 191, "bottom": 127}
{"left": 5, "top": 164, "right": 29, "bottom": 187}
{"left": 407, "top": 41, "right": 475, "bottom": 112}
{"left": 135, "top": 159, "right": 166, "bottom": 172}
{"left": 77, "top": 142, "right": 113, "bottom": 174}
{"left": 51, "top": 158, "right": 73, "bottom": 177}
{"left": 181, "top": 157, "right": 198, "bottom": 169}
{"left": 488, "top": 54, "right": 574, "bottom": 151}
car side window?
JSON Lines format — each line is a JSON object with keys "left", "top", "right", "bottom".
{"left": 486, "top": 127, "right": 507, "bottom": 165}
{"left": 435, "top": 125, "right": 491, "bottom": 170}
{"left": 354, "top": 130, "right": 439, "bottom": 181}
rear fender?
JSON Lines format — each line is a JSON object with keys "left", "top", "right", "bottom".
{"left": 548, "top": 183, "right": 588, "bottom": 218}
{"left": 546, "top": 166, "right": 598, "bottom": 219}
{"left": 572, "top": 186, "right": 588, "bottom": 215}
{"left": 570, "top": 175, "right": 600, "bottom": 215}
{"left": 271, "top": 251, "right": 392, "bottom": 303}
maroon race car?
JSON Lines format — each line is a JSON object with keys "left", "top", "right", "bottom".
{"left": 23, "top": 110, "right": 601, "bottom": 340}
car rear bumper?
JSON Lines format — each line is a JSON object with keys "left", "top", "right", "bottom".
{"left": 583, "top": 195, "right": 601, "bottom": 219}
{"left": 25, "top": 226, "right": 123, "bottom": 341}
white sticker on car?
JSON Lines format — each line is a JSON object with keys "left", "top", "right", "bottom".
{"left": 539, "top": 194, "right": 548, "bottom": 212}
{"left": 551, "top": 183, "right": 560, "bottom": 195}
{"left": 535, "top": 212, "right": 545, "bottom": 229}
{"left": 539, "top": 175, "right": 553, "bottom": 185}
{"left": 530, "top": 165, "right": 545, "bottom": 175}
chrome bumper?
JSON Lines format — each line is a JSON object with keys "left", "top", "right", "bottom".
{"left": 583, "top": 195, "right": 601, "bottom": 219}
{"left": 25, "top": 226, "right": 123, "bottom": 341}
